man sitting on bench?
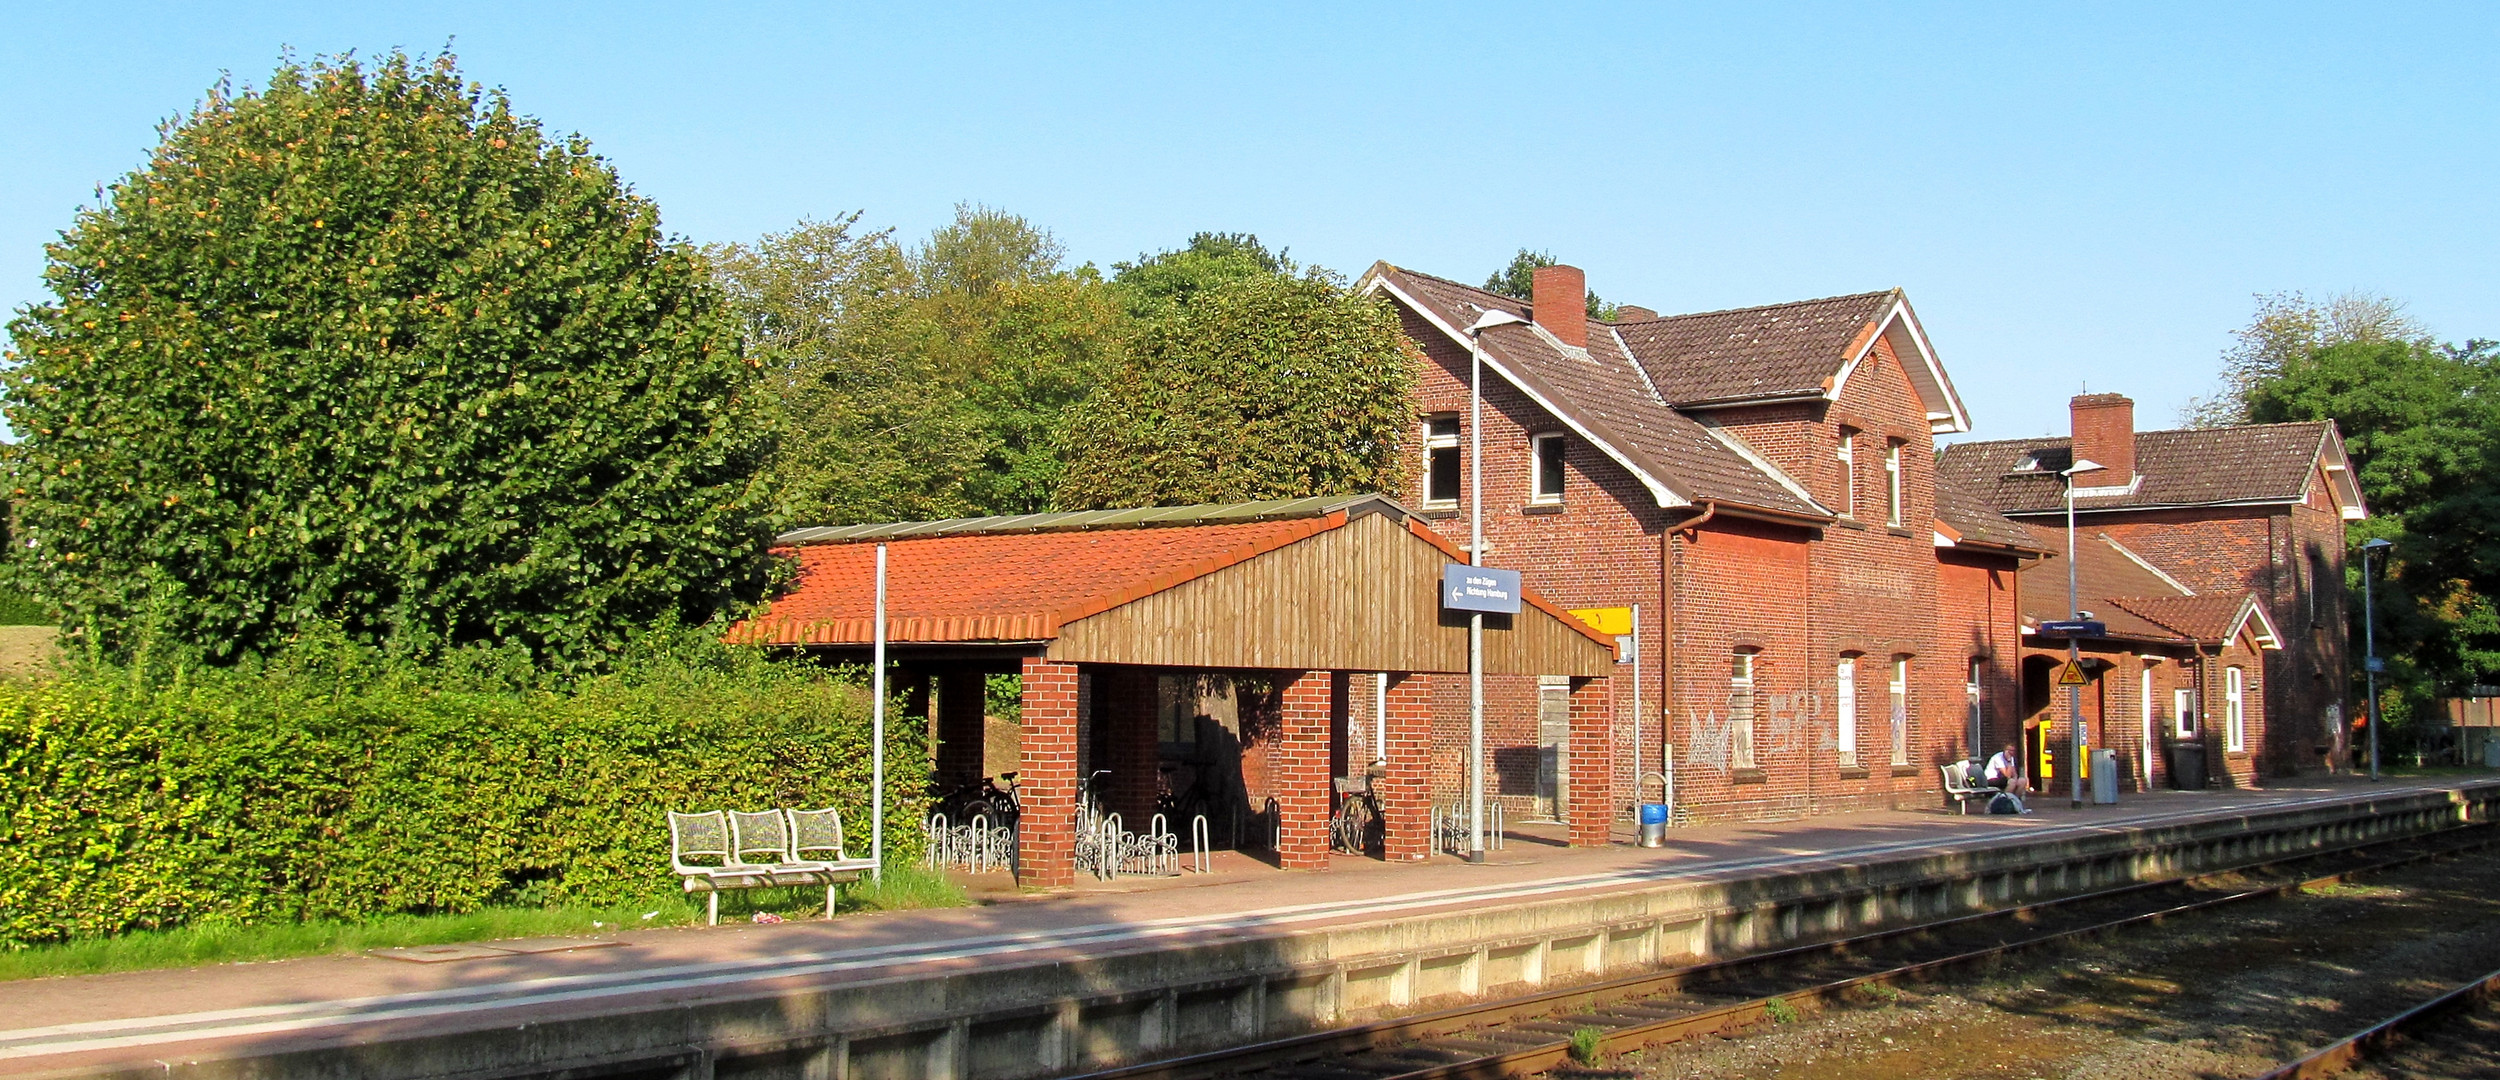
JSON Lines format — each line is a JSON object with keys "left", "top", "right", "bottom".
{"left": 1984, "top": 742, "right": 2032, "bottom": 798}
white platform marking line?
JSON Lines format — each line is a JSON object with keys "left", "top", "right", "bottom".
{"left": 0, "top": 789, "right": 2430, "bottom": 1059}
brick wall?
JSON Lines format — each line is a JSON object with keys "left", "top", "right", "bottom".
{"left": 1274, "top": 671, "right": 1334, "bottom": 870}
{"left": 1015, "top": 658, "right": 1080, "bottom": 887}
{"left": 1568, "top": 676, "right": 1613, "bottom": 844}
{"left": 1381, "top": 673, "right": 1433, "bottom": 860}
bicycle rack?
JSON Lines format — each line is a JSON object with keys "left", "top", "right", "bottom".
{"left": 1189, "top": 813, "right": 1211, "bottom": 873}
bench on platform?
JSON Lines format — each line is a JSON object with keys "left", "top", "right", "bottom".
{"left": 1940, "top": 760, "right": 1995, "bottom": 815}
{"left": 669, "top": 807, "right": 879, "bottom": 924}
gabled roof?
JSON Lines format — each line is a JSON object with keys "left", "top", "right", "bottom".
{"left": 1937, "top": 421, "right": 2366, "bottom": 520}
{"left": 1614, "top": 290, "right": 1971, "bottom": 434}
{"left": 1363, "top": 265, "right": 1829, "bottom": 522}
{"left": 2016, "top": 525, "right": 2277, "bottom": 649}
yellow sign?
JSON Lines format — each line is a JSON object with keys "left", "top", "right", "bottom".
{"left": 2056, "top": 659, "right": 2090, "bottom": 686}
{"left": 1571, "top": 606, "right": 1634, "bottom": 636}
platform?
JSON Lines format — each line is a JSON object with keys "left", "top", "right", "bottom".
{"left": 11, "top": 776, "right": 2497, "bottom": 1080}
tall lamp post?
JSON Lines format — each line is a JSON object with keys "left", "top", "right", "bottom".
{"left": 1462, "top": 308, "right": 1523, "bottom": 863}
{"left": 2062, "top": 457, "right": 2105, "bottom": 809}
{"left": 2361, "top": 537, "right": 2393, "bottom": 781}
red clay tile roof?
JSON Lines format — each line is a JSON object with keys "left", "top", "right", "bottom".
{"left": 1375, "top": 267, "right": 1827, "bottom": 520}
{"left": 728, "top": 516, "right": 1339, "bottom": 645}
{"left": 2106, "top": 594, "right": 2251, "bottom": 642}
{"left": 1937, "top": 422, "right": 2339, "bottom": 516}
{"left": 1615, "top": 290, "right": 1899, "bottom": 405}
{"left": 2015, "top": 526, "right": 2272, "bottom": 646}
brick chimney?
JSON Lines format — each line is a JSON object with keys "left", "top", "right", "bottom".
{"left": 2070, "top": 393, "right": 2135, "bottom": 487}
{"left": 1615, "top": 304, "right": 1658, "bottom": 322}
{"left": 1531, "top": 264, "right": 1587, "bottom": 348}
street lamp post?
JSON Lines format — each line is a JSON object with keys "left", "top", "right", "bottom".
{"left": 2063, "top": 458, "right": 2105, "bottom": 810}
{"left": 1462, "top": 309, "right": 1523, "bottom": 864}
{"left": 2362, "top": 537, "right": 2393, "bottom": 781}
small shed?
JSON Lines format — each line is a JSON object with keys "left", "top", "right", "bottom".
{"left": 729, "top": 495, "right": 1617, "bottom": 886}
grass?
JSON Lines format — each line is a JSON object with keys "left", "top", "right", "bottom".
{"left": 0, "top": 864, "right": 969, "bottom": 982}
{"left": 1568, "top": 1025, "right": 1605, "bottom": 1065}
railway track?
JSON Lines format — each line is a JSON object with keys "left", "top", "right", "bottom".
{"left": 2253, "top": 964, "right": 2500, "bottom": 1079}
{"left": 1065, "top": 823, "right": 2500, "bottom": 1080}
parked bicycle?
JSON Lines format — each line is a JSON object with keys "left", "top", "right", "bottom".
{"left": 1330, "top": 773, "right": 1384, "bottom": 857}
{"left": 933, "top": 771, "right": 1021, "bottom": 826}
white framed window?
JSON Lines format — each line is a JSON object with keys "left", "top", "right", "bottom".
{"left": 2225, "top": 666, "right": 2246, "bottom": 752}
{"left": 1730, "top": 649, "right": 1758, "bottom": 770}
{"left": 1530, "top": 432, "right": 1566, "bottom": 504}
{"left": 1966, "top": 658, "right": 1985, "bottom": 759}
{"left": 1836, "top": 429, "right": 1857, "bottom": 518}
{"left": 2174, "top": 687, "right": 2195, "bottom": 740}
{"left": 1423, "top": 415, "right": 1461, "bottom": 506}
{"left": 1885, "top": 439, "right": 1905, "bottom": 527}
{"left": 1836, "top": 656, "right": 1859, "bottom": 768}
{"left": 1889, "top": 655, "right": 1911, "bottom": 766}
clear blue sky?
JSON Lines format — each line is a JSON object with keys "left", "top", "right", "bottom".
{"left": 4, "top": 2, "right": 2493, "bottom": 440}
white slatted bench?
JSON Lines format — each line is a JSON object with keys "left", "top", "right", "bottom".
{"left": 670, "top": 807, "right": 879, "bottom": 924}
{"left": 1940, "top": 760, "right": 1995, "bottom": 815}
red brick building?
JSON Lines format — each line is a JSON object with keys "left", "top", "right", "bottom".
{"left": 1939, "top": 397, "right": 2367, "bottom": 785}
{"left": 1361, "top": 263, "right": 2043, "bottom": 822}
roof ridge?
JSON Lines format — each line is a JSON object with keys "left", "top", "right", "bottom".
{"left": 1626, "top": 288, "right": 1898, "bottom": 324}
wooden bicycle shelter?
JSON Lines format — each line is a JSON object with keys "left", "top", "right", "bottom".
{"left": 727, "top": 495, "right": 1618, "bottom": 887}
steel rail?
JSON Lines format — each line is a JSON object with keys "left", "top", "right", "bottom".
{"left": 2248, "top": 964, "right": 2500, "bottom": 1080}
{"left": 1065, "top": 823, "right": 2500, "bottom": 1080}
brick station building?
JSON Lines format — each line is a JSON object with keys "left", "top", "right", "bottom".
{"left": 1360, "top": 263, "right": 2047, "bottom": 821}
{"left": 1940, "top": 396, "right": 2367, "bottom": 785}
{"left": 726, "top": 496, "right": 1618, "bottom": 888}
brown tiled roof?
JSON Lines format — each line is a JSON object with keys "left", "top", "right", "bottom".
{"left": 2107, "top": 595, "right": 2249, "bottom": 642}
{"left": 2016, "top": 526, "right": 2267, "bottom": 646}
{"left": 1936, "top": 422, "right": 2336, "bottom": 516}
{"left": 1934, "top": 473, "right": 2047, "bottom": 553}
{"left": 1614, "top": 290, "right": 1899, "bottom": 405}
{"left": 1377, "top": 267, "right": 1827, "bottom": 519}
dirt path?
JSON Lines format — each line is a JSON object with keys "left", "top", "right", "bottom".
{"left": 1608, "top": 856, "right": 2500, "bottom": 1080}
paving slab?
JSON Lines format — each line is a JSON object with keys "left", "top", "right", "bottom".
{"left": 1, "top": 776, "right": 2484, "bottom": 1076}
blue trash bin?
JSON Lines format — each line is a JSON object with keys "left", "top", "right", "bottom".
{"left": 1638, "top": 803, "right": 1670, "bottom": 847}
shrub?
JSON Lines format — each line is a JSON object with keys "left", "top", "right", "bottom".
{"left": 0, "top": 630, "right": 926, "bottom": 947}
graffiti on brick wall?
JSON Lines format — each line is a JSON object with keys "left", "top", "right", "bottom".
{"left": 1681, "top": 691, "right": 1816, "bottom": 772}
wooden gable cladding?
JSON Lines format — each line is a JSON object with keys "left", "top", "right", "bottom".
{"left": 1047, "top": 512, "right": 1616, "bottom": 676}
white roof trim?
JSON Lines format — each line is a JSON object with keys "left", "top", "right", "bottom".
{"left": 2098, "top": 533, "right": 2194, "bottom": 596}
{"left": 1369, "top": 275, "right": 1692, "bottom": 510}
{"left": 2230, "top": 595, "right": 2284, "bottom": 650}
{"left": 1833, "top": 296, "right": 1971, "bottom": 435}
{"left": 1608, "top": 325, "right": 1670, "bottom": 406}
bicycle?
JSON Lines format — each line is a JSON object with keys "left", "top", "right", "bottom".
{"left": 934, "top": 771, "right": 1021, "bottom": 826}
{"left": 1330, "top": 772, "right": 1384, "bottom": 856}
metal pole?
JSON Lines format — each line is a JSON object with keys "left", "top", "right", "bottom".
{"left": 1632, "top": 604, "right": 1643, "bottom": 805}
{"left": 872, "top": 543, "right": 888, "bottom": 881}
{"left": 2365, "top": 548, "right": 2381, "bottom": 781}
{"left": 1468, "top": 332, "right": 1487, "bottom": 864}
{"left": 2068, "top": 476, "right": 2084, "bottom": 810}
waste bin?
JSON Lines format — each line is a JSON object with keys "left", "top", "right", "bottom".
{"left": 2169, "top": 742, "right": 2207, "bottom": 790}
{"left": 2092, "top": 749, "right": 2119, "bottom": 804}
{"left": 2484, "top": 737, "right": 2500, "bottom": 769}
{"left": 1638, "top": 803, "right": 1670, "bottom": 848}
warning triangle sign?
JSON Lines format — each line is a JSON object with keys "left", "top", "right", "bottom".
{"left": 2056, "top": 659, "right": 2090, "bottom": 686}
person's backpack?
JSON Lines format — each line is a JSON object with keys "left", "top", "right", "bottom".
{"left": 1988, "top": 791, "right": 2025, "bottom": 815}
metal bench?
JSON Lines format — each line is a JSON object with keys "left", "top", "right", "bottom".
{"left": 670, "top": 807, "right": 878, "bottom": 925}
{"left": 1940, "top": 760, "right": 1995, "bottom": 815}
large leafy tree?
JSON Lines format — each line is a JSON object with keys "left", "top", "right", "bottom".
{"left": 713, "top": 205, "right": 1123, "bottom": 525}
{"left": 2, "top": 52, "right": 777, "bottom": 664}
{"left": 2245, "top": 332, "right": 2500, "bottom": 739}
{"left": 1110, "top": 232, "right": 1291, "bottom": 319}
{"left": 1056, "top": 271, "right": 1418, "bottom": 509}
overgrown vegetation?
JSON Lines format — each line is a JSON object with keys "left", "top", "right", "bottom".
{"left": 0, "top": 626, "right": 930, "bottom": 949}
{"left": 1, "top": 50, "right": 777, "bottom": 667}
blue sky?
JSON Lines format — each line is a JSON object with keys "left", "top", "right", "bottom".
{"left": 4, "top": 2, "right": 2492, "bottom": 440}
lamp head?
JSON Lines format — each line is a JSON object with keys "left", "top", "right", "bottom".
{"left": 2062, "top": 458, "right": 2104, "bottom": 478}
{"left": 2362, "top": 538, "right": 2394, "bottom": 552}
{"left": 1467, "top": 309, "right": 1525, "bottom": 335}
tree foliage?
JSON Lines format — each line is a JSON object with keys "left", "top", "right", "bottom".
{"left": 713, "top": 205, "right": 1122, "bottom": 524}
{"left": 1483, "top": 248, "right": 1618, "bottom": 321}
{"left": 1, "top": 51, "right": 775, "bottom": 665}
{"left": 2243, "top": 327, "right": 2500, "bottom": 742}
{"left": 2187, "top": 290, "right": 2431, "bottom": 427}
{"left": 1056, "top": 272, "right": 1419, "bottom": 509}
{"left": 1111, "top": 232, "right": 1292, "bottom": 319}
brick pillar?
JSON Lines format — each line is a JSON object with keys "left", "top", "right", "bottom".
{"left": 1381, "top": 673, "right": 1434, "bottom": 862}
{"left": 936, "top": 671, "right": 987, "bottom": 791}
{"left": 1105, "top": 668, "right": 1161, "bottom": 829}
{"left": 1275, "top": 670, "right": 1334, "bottom": 870}
{"left": 1568, "top": 676, "right": 1614, "bottom": 847}
{"left": 1016, "top": 658, "right": 1080, "bottom": 888}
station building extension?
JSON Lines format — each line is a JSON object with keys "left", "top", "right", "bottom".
{"left": 726, "top": 495, "right": 1618, "bottom": 887}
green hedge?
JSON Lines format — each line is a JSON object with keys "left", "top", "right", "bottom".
{"left": 0, "top": 634, "right": 927, "bottom": 947}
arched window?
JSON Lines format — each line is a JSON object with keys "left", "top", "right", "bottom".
{"left": 1836, "top": 655, "right": 1860, "bottom": 769}
{"left": 2225, "top": 666, "right": 2246, "bottom": 753}
{"left": 1889, "top": 655, "right": 1911, "bottom": 766}
{"left": 1730, "top": 649, "right": 1759, "bottom": 770}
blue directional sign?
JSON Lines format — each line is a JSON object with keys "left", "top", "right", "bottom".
{"left": 1442, "top": 564, "right": 1524, "bottom": 614}
{"left": 2039, "top": 620, "right": 2107, "bottom": 638}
